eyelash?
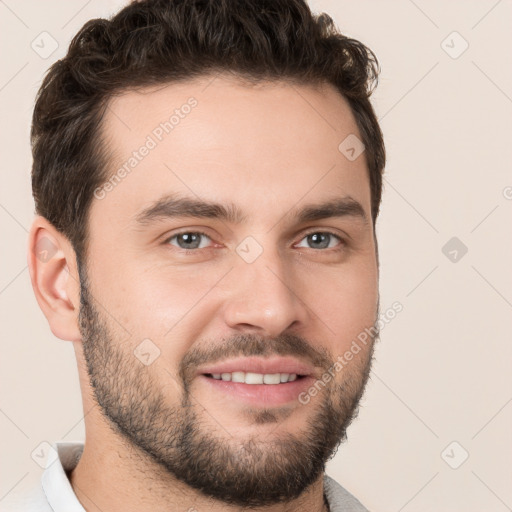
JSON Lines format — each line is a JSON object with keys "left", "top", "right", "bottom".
{"left": 164, "top": 230, "right": 346, "bottom": 252}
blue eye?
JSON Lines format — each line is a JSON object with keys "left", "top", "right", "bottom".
{"left": 296, "top": 232, "right": 343, "bottom": 250}
{"left": 167, "top": 232, "right": 212, "bottom": 250}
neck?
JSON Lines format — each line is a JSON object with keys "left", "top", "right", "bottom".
{"left": 69, "top": 418, "right": 327, "bottom": 512}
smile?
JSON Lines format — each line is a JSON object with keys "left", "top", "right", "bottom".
{"left": 197, "top": 356, "right": 316, "bottom": 406}
{"left": 205, "top": 372, "right": 302, "bottom": 384}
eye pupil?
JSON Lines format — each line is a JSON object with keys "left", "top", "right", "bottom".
{"left": 308, "top": 233, "right": 329, "bottom": 249}
{"left": 178, "top": 232, "right": 201, "bottom": 249}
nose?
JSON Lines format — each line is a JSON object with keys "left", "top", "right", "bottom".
{"left": 221, "top": 244, "right": 309, "bottom": 338}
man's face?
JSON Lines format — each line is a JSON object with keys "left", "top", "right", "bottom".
{"left": 78, "top": 76, "right": 379, "bottom": 506}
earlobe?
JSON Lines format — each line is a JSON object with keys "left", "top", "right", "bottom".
{"left": 27, "top": 217, "right": 82, "bottom": 342}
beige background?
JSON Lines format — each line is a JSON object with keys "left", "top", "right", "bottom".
{"left": 1, "top": 1, "right": 511, "bottom": 510}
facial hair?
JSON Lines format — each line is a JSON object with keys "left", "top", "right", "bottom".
{"left": 77, "top": 266, "right": 377, "bottom": 507}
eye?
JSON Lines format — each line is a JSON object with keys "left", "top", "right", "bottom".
{"left": 295, "top": 232, "right": 343, "bottom": 250}
{"left": 166, "top": 231, "right": 213, "bottom": 250}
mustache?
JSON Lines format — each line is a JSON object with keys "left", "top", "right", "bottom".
{"left": 179, "top": 332, "right": 332, "bottom": 385}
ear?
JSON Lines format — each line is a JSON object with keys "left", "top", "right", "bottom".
{"left": 27, "top": 216, "right": 82, "bottom": 342}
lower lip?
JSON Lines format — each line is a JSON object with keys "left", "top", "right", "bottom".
{"left": 198, "top": 375, "right": 315, "bottom": 407}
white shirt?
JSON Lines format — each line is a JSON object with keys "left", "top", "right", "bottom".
{"left": 1, "top": 442, "right": 369, "bottom": 511}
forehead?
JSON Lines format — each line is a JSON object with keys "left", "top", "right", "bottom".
{"left": 95, "top": 75, "right": 371, "bottom": 228}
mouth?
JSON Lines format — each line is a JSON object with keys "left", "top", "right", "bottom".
{"left": 197, "top": 357, "right": 316, "bottom": 407}
{"left": 204, "top": 371, "right": 304, "bottom": 384}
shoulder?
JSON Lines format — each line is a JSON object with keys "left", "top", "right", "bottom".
{"left": 323, "top": 474, "right": 370, "bottom": 512}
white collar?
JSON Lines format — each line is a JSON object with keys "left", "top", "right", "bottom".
{"left": 42, "top": 441, "right": 85, "bottom": 512}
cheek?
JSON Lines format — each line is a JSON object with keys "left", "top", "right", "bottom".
{"left": 102, "top": 259, "right": 229, "bottom": 356}
{"left": 299, "top": 260, "right": 378, "bottom": 350}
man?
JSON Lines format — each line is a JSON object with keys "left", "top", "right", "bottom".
{"left": 16, "top": 0, "right": 385, "bottom": 510}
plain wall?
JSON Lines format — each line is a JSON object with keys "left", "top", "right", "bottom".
{"left": 1, "top": 1, "right": 511, "bottom": 510}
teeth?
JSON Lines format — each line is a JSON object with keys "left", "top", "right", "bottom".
{"left": 232, "top": 371, "right": 245, "bottom": 383}
{"left": 209, "top": 372, "right": 299, "bottom": 384}
{"left": 245, "top": 372, "right": 263, "bottom": 384}
{"left": 263, "top": 373, "right": 281, "bottom": 385}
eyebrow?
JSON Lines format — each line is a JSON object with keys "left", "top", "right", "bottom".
{"left": 134, "top": 193, "right": 368, "bottom": 227}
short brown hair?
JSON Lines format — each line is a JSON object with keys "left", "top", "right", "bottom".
{"left": 31, "top": 0, "right": 385, "bottom": 267}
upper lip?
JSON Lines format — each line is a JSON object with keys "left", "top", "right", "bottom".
{"left": 197, "top": 356, "right": 315, "bottom": 377}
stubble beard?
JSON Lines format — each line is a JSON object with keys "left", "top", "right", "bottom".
{"left": 77, "top": 269, "right": 377, "bottom": 507}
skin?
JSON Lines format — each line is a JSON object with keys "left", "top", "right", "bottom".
{"left": 28, "top": 75, "right": 379, "bottom": 512}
